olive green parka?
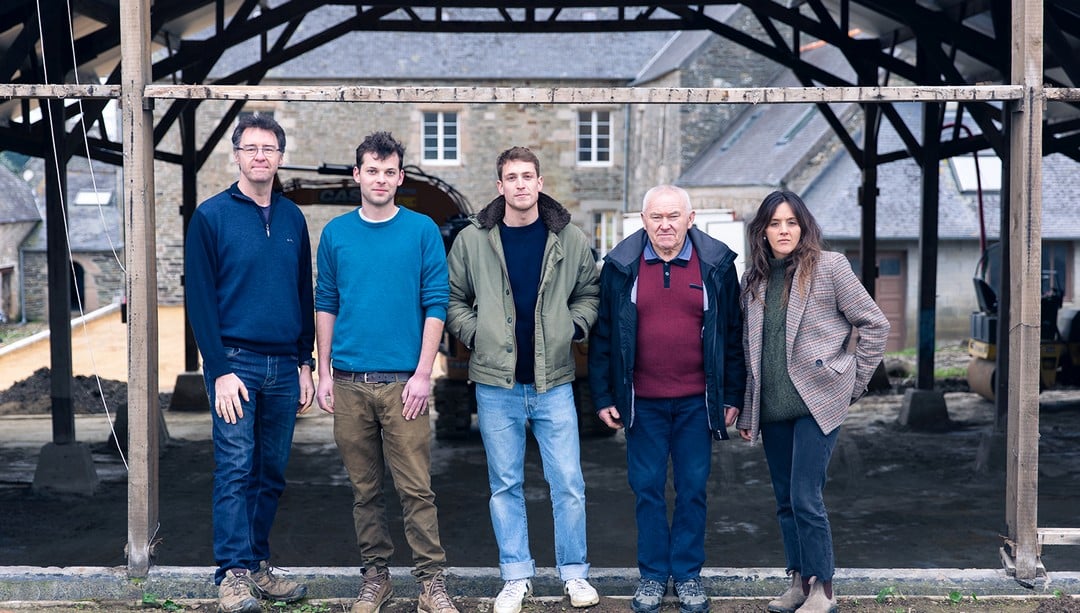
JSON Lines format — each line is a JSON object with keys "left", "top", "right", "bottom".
{"left": 446, "top": 193, "right": 599, "bottom": 392}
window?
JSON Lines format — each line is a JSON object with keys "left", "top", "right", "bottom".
{"left": 74, "top": 190, "right": 112, "bottom": 206}
{"left": 577, "top": 110, "right": 611, "bottom": 165}
{"left": 422, "top": 112, "right": 458, "bottom": 164}
{"left": 592, "top": 211, "right": 619, "bottom": 258}
{"left": 949, "top": 153, "right": 1002, "bottom": 193}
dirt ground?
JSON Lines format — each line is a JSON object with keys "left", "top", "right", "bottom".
{"left": 3, "top": 379, "right": 1080, "bottom": 570}
{"left": 3, "top": 348, "right": 1080, "bottom": 611}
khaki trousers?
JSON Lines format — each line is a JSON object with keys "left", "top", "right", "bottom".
{"left": 332, "top": 380, "right": 446, "bottom": 580}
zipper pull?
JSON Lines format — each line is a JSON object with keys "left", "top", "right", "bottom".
{"left": 265, "top": 223, "right": 270, "bottom": 237}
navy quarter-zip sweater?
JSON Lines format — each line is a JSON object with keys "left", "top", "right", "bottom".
{"left": 185, "top": 183, "right": 315, "bottom": 381}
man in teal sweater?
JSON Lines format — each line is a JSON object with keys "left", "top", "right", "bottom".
{"left": 314, "top": 131, "right": 456, "bottom": 613}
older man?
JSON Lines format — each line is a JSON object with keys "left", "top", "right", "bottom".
{"left": 588, "top": 185, "right": 745, "bottom": 613}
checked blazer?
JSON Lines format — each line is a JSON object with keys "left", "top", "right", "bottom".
{"left": 736, "top": 251, "right": 890, "bottom": 440}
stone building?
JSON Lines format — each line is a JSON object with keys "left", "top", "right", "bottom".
{"left": 147, "top": 5, "right": 784, "bottom": 304}
{"left": 0, "top": 160, "right": 40, "bottom": 323}
{"left": 19, "top": 159, "right": 124, "bottom": 321}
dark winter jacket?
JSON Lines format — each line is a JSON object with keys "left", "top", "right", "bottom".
{"left": 587, "top": 226, "right": 745, "bottom": 440}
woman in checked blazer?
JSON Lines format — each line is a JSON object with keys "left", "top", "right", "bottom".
{"left": 736, "top": 191, "right": 889, "bottom": 613}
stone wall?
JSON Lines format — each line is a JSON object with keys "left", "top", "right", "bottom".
{"left": 20, "top": 251, "right": 124, "bottom": 321}
{"left": 153, "top": 83, "right": 632, "bottom": 304}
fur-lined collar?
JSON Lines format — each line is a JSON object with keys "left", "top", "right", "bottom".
{"left": 471, "top": 192, "right": 571, "bottom": 233}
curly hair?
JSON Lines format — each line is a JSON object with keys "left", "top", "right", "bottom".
{"left": 355, "top": 131, "right": 405, "bottom": 169}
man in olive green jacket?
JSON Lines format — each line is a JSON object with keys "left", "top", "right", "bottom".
{"left": 446, "top": 146, "right": 599, "bottom": 613}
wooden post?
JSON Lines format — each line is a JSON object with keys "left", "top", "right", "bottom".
{"left": 43, "top": 97, "right": 74, "bottom": 443}
{"left": 121, "top": 0, "right": 159, "bottom": 577}
{"left": 1005, "top": 0, "right": 1044, "bottom": 583}
{"left": 916, "top": 97, "right": 942, "bottom": 390}
{"left": 858, "top": 104, "right": 879, "bottom": 297}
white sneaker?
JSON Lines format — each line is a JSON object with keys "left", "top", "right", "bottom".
{"left": 564, "top": 578, "right": 599, "bottom": 608}
{"left": 494, "top": 579, "right": 532, "bottom": 613}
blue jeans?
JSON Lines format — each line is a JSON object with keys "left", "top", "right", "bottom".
{"left": 206, "top": 347, "right": 299, "bottom": 584}
{"left": 475, "top": 382, "right": 589, "bottom": 581}
{"left": 625, "top": 395, "right": 712, "bottom": 582}
{"left": 761, "top": 416, "right": 840, "bottom": 582}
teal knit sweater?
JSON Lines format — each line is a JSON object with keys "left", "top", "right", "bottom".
{"left": 760, "top": 257, "right": 811, "bottom": 423}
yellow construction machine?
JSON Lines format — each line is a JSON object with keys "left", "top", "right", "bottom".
{"left": 966, "top": 243, "right": 1080, "bottom": 400}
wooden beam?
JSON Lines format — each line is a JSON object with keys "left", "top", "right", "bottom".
{"left": 1005, "top": 0, "right": 1044, "bottom": 584}
{"left": 143, "top": 84, "right": 1023, "bottom": 104}
{"left": 121, "top": 0, "right": 159, "bottom": 578}
{"left": 0, "top": 84, "right": 121, "bottom": 97}
{"left": 1039, "top": 528, "right": 1080, "bottom": 546}
{"left": 1045, "top": 87, "right": 1080, "bottom": 101}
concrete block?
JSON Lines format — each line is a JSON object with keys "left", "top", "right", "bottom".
{"left": 169, "top": 372, "right": 208, "bottom": 412}
{"left": 31, "top": 442, "right": 99, "bottom": 496}
{"left": 897, "top": 389, "right": 952, "bottom": 430}
{"left": 975, "top": 428, "right": 1007, "bottom": 473}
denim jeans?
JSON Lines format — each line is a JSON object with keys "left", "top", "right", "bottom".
{"left": 761, "top": 416, "right": 840, "bottom": 582}
{"left": 625, "top": 395, "right": 712, "bottom": 582}
{"left": 475, "top": 382, "right": 589, "bottom": 581}
{"left": 332, "top": 379, "right": 446, "bottom": 581}
{"left": 206, "top": 347, "right": 299, "bottom": 584}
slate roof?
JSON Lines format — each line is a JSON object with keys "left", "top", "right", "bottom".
{"left": 631, "top": 6, "right": 738, "bottom": 85}
{"left": 677, "top": 45, "right": 856, "bottom": 188}
{"left": 22, "top": 159, "right": 123, "bottom": 252}
{"left": 0, "top": 165, "right": 39, "bottom": 224}
{"left": 210, "top": 6, "right": 677, "bottom": 82}
{"left": 804, "top": 102, "right": 1080, "bottom": 241}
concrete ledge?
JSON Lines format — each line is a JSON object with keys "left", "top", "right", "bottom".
{"left": 0, "top": 304, "right": 120, "bottom": 358}
{"left": 2, "top": 566, "right": 1079, "bottom": 602}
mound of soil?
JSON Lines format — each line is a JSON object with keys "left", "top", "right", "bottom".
{"left": 0, "top": 368, "right": 170, "bottom": 415}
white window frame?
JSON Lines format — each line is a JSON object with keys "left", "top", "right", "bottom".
{"left": 577, "top": 110, "right": 613, "bottom": 166}
{"left": 592, "top": 210, "right": 620, "bottom": 258}
{"left": 422, "top": 111, "right": 460, "bottom": 165}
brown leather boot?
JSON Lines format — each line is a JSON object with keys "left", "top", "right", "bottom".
{"left": 351, "top": 567, "right": 393, "bottom": 613}
{"left": 418, "top": 570, "right": 459, "bottom": 613}
{"left": 795, "top": 576, "right": 837, "bottom": 613}
{"left": 767, "top": 571, "right": 807, "bottom": 613}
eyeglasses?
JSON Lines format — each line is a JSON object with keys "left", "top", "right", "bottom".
{"left": 235, "top": 145, "right": 281, "bottom": 157}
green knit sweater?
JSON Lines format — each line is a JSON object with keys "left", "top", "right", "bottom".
{"left": 760, "top": 257, "right": 811, "bottom": 423}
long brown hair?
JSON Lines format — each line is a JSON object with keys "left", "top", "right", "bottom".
{"left": 741, "top": 190, "right": 823, "bottom": 304}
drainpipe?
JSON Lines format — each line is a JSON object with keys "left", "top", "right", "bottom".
{"left": 621, "top": 103, "right": 631, "bottom": 214}
{"left": 18, "top": 246, "right": 26, "bottom": 324}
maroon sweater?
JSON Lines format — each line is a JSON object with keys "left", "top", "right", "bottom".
{"left": 633, "top": 249, "right": 706, "bottom": 398}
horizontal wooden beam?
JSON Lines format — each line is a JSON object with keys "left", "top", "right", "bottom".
{"left": 1046, "top": 87, "right": 1080, "bottom": 101}
{"left": 143, "top": 84, "right": 1025, "bottom": 104}
{"left": 1038, "top": 528, "right": 1080, "bottom": 546}
{"left": 0, "top": 84, "right": 122, "bottom": 98}
{"left": 6, "top": 83, "right": 1080, "bottom": 105}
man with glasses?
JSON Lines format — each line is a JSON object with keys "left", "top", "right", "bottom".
{"left": 186, "top": 113, "right": 314, "bottom": 613}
